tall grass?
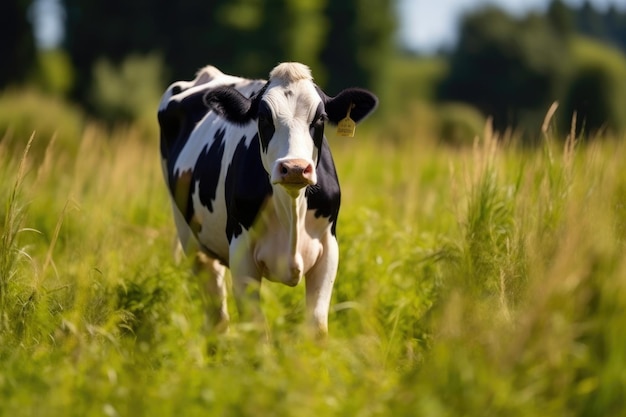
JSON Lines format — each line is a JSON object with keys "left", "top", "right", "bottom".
{"left": 0, "top": 133, "right": 35, "bottom": 336}
{"left": 1, "top": 112, "right": 625, "bottom": 416}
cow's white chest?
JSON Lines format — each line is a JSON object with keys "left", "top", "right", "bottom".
{"left": 249, "top": 196, "right": 330, "bottom": 286}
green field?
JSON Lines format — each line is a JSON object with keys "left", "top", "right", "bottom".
{"left": 1, "top": 111, "right": 625, "bottom": 416}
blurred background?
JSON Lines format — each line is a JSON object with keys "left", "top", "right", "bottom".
{"left": 2, "top": 0, "right": 626, "bottom": 145}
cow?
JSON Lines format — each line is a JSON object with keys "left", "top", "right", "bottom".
{"left": 158, "top": 62, "right": 377, "bottom": 335}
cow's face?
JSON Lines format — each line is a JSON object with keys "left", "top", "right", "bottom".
{"left": 204, "top": 63, "right": 378, "bottom": 195}
{"left": 257, "top": 76, "right": 326, "bottom": 192}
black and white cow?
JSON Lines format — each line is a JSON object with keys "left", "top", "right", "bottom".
{"left": 158, "top": 62, "right": 377, "bottom": 334}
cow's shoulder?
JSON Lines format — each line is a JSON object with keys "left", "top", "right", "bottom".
{"left": 306, "top": 137, "right": 340, "bottom": 235}
{"left": 158, "top": 66, "right": 265, "bottom": 157}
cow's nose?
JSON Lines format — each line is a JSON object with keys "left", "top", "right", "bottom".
{"left": 276, "top": 159, "right": 314, "bottom": 187}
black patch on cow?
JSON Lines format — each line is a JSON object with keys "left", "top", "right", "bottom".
{"left": 204, "top": 82, "right": 269, "bottom": 126}
{"left": 315, "top": 86, "right": 379, "bottom": 125}
{"left": 257, "top": 101, "right": 275, "bottom": 153}
{"left": 306, "top": 137, "right": 341, "bottom": 235}
{"left": 192, "top": 128, "right": 227, "bottom": 214}
{"left": 159, "top": 84, "right": 215, "bottom": 194}
{"left": 224, "top": 134, "right": 273, "bottom": 243}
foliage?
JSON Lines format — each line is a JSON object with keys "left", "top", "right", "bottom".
{"left": 321, "top": 0, "right": 396, "bottom": 103}
{"left": 89, "top": 53, "right": 166, "bottom": 129}
{"left": 34, "top": 49, "right": 74, "bottom": 96}
{"left": 0, "top": 0, "right": 37, "bottom": 89}
{"left": 572, "top": 1, "right": 626, "bottom": 52}
{"left": 61, "top": 0, "right": 394, "bottom": 114}
{"left": 437, "top": 102, "right": 485, "bottom": 147}
{"left": 2, "top": 105, "right": 626, "bottom": 415}
{"left": 437, "top": 3, "right": 626, "bottom": 141}
{"left": 387, "top": 55, "right": 448, "bottom": 110}
{"left": 0, "top": 88, "right": 84, "bottom": 160}
{"left": 0, "top": 134, "right": 34, "bottom": 334}
{"left": 438, "top": 7, "right": 572, "bottom": 135}
{"left": 560, "top": 36, "right": 626, "bottom": 136}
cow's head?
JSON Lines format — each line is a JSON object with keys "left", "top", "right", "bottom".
{"left": 204, "top": 63, "right": 378, "bottom": 195}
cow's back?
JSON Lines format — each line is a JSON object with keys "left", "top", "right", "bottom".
{"left": 158, "top": 66, "right": 268, "bottom": 262}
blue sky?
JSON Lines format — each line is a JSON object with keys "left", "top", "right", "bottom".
{"left": 398, "top": 0, "right": 626, "bottom": 53}
{"left": 32, "top": 0, "right": 626, "bottom": 52}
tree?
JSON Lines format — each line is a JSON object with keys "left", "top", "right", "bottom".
{"left": 215, "top": 0, "right": 326, "bottom": 80}
{"left": 438, "top": 7, "right": 571, "bottom": 134}
{"left": 547, "top": 0, "right": 575, "bottom": 36}
{"left": 63, "top": 0, "right": 221, "bottom": 104}
{"left": 63, "top": 0, "right": 331, "bottom": 110}
{"left": 576, "top": 1, "right": 607, "bottom": 40}
{"left": 560, "top": 37, "right": 626, "bottom": 136}
{"left": 62, "top": 0, "right": 395, "bottom": 117}
{"left": 320, "top": 0, "right": 395, "bottom": 100}
{"left": 0, "top": 0, "right": 37, "bottom": 88}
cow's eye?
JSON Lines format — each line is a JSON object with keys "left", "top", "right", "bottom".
{"left": 310, "top": 113, "right": 326, "bottom": 149}
{"left": 312, "top": 113, "right": 327, "bottom": 126}
{"left": 257, "top": 103, "right": 275, "bottom": 152}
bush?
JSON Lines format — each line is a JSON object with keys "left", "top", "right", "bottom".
{"left": 437, "top": 102, "right": 486, "bottom": 146}
{"left": 0, "top": 88, "right": 84, "bottom": 160}
{"left": 34, "top": 50, "right": 74, "bottom": 97}
{"left": 89, "top": 53, "right": 166, "bottom": 133}
{"left": 560, "top": 36, "right": 626, "bottom": 136}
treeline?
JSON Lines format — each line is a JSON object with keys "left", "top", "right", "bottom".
{"left": 3, "top": 0, "right": 395, "bottom": 122}
{"left": 438, "top": 0, "right": 626, "bottom": 138}
{"left": 4, "top": 0, "right": 626, "bottom": 141}
{"left": 573, "top": 1, "right": 626, "bottom": 50}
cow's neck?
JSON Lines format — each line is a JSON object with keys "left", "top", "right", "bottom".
{"left": 273, "top": 187, "right": 308, "bottom": 269}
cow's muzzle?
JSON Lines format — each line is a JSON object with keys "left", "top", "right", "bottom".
{"left": 272, "top": 158, "right": 316, "bottom": 189}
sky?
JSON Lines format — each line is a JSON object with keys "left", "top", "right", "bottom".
{"left": 32, "top": 0, "right": 626, "bottom": 53}
{"left": 398, "top": 0, "right": 626, "bottom": 53}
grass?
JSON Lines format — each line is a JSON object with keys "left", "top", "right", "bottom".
{"left": 1, "top": 110, "right": 626, "bottom": 416}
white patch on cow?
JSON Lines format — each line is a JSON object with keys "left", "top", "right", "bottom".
{"left": 249, "top": 196, "right": 334, "bottom": 286}
{"left": 262, "top": 63, "right": 322, "bottom": 186}
{"left": 269, "top": 62, "right": 313, "bottom": 84}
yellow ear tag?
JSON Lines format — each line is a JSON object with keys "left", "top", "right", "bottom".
{"left": 336, "top": 103, "right": 356, "bottom": 137}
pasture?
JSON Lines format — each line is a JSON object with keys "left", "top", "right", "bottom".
{"left": 1, "top": 108, "right": 625, "bottom": 416}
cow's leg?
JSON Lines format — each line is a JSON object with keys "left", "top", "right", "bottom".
{"left": 305, "top": 234, "right": 339, "bottom": 336}
{"left": 228, "top": 237, "right": 264, "bottom": 325}
{"left": 193, "top": 251, "right": 229, "bottom": 332}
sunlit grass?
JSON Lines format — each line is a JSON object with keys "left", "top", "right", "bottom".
{"left": 1, "top": 112, "right": 626, "bottom": 416}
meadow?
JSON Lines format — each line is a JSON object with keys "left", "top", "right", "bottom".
{"left": 1, "top": 102, "right": 625, "bottom": 416}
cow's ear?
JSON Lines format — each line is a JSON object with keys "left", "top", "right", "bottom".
{"left": 322, "top": 88, "right": 378, "bottom": 125}
{"left": 203, "top": 86, "right": 257, "bottom": 125}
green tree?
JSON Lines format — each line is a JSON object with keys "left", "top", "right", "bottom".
{"left": 63, "top": 0, "right": 330, "bottom": 111}
{"left": 547, "top": 0, "right": 575, "bottom": 36}
{"left": 216, "top": 0, "right": 326, "bottom": 80}
{"left": 438, "top": 7, "right": 571, "bottom": 134}
{"left": 560, "top": 37, "right": 626, "bottom": 136}
{"left": 577, "top": 1, "right": 607, "bottom": 39}
{"left": 63, "top": 0, "right": 223, "bottom": 105}
{"left": 0, "top": 0, "right": 37, "bottom": 88}
{"left": 62, "top": 0, "right": 393, "bottom": 117}
{"left": 320, "top": 0, "right": 395, "bottom": 100}
{"left": 548, "top": 1, "right": 626, "bottom": 54}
